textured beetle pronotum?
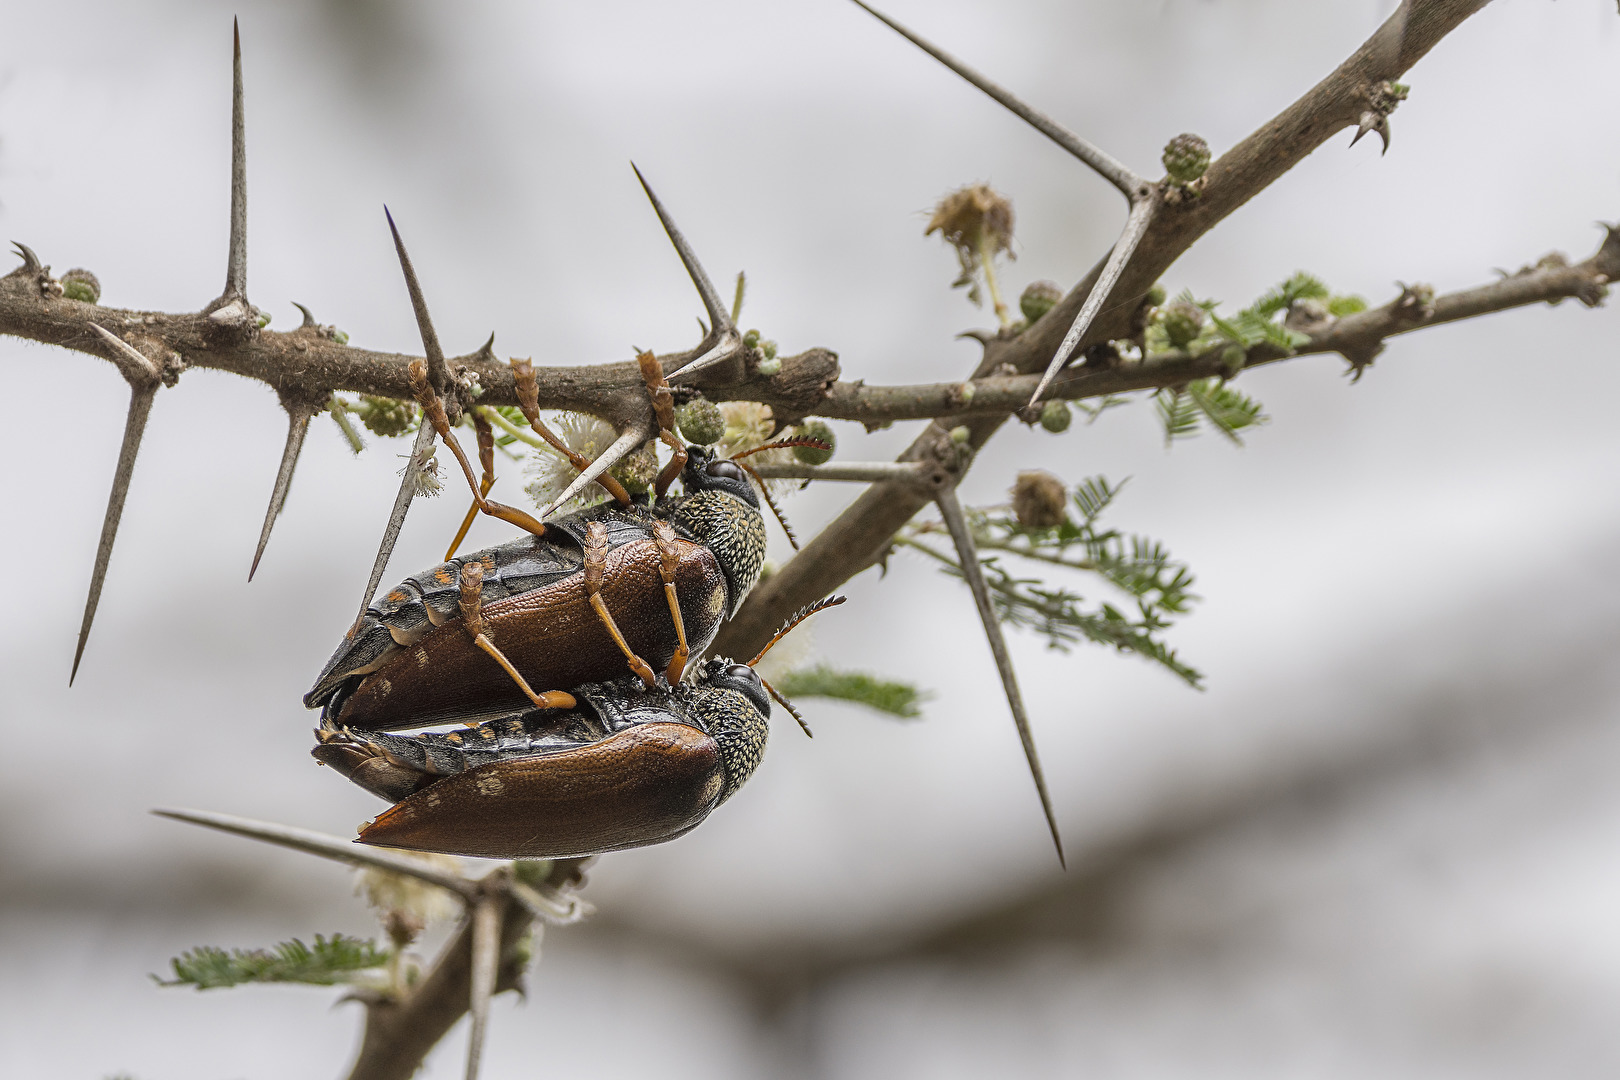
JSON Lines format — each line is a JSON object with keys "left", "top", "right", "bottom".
{"left": 312, "top": 597, "right": 845, "bottom": 859}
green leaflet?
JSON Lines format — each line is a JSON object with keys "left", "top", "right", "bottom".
{"left": 774, "top": 666, "right": 930, "bottom": 719}
{"left": 157, "top": 934, "right": 390, "bottom": 990}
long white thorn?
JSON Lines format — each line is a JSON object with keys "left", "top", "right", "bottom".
{"left": 539, "top": 426, "right": 648, "bottom": 520}
{"left": 1028, "top": 195, "right": 1158, "bottom": 407}
{"left": 71, "top": 381, "right": 157, "bottom": 685}
{"left": 934, "top": 484, "right": 1065, "bottom": 867}
{"left": 849, "top": 0, "right": 1144, "bottom": 199}
{"left": 223, "top": 18, "right": 247, "bottom": 301}
{"left": 464, "top": 894, "right": 500, "bottom": 1080}
{"left": 152, "top": 808, "right": 479, "bottom": 900}
{"left": 630, "top": 162, "right": 733, "bottom": 336}
{"left": 663, "top": 332, "right": 743, "bottom": 384}
{"left": 385, "top": 206, "right": 451, "bottom": 392}
{"left": 249, "top": 402, "right": 314, "bottom": 580}
{"left": 748, "top": 461, "right": 930, "bottom": 484}
{"left": 356, "top": 421, "right": 436, "bottom": 625}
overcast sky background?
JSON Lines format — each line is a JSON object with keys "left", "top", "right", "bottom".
{"left": 2, "top": 1, "right": 1619, "bottom": 1077}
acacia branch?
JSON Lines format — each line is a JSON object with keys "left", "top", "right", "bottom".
{"left": 713, "top": 0, "right": 1508, "bottom": 660}
{"left": 811, "top": 230, "right": 1617, "bottom": 424}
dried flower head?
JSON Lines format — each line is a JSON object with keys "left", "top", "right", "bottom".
{"left": 1012, "top": 470, "right": 1068, "bottom": 530}
{"left": 402, "top": 443, "right": 443, "bottom": 497}
{"left": 675, "top": 398, "right": 726, "bottom": 445}
{"left": 524, "top": 412, "right": 620, "bottom": 513}
{"left": 356, "top": 395, "right": 416, "bottom": 438}
{"left": 927, "top": 183, "right": 1016, "bottom": 316}
{"left": 355, "top": 857, "right": 461, "bottom": 932}
{"left": 609, "top": 439, "right": 659, "bottom": 495}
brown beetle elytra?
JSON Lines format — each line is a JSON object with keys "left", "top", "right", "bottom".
{"left": 306, "top": 445, "right": 767, "bottom": 731}
{"left": 312, "top": 598, "right": 842, "bottom": 859}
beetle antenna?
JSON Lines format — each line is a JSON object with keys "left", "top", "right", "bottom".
{"left": 730, "top": 436, "right": 833, "bottom": 462}
{"left": 760, "top": 676, "right": 813, "bottom": 738}
{"left": 734, "top": 459, "right": 799, "bottom": 550}
{"left": 748, "top": 595, "right": 847, "bottom": 667}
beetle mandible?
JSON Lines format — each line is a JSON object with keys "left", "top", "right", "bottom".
{"left": 311, "top": 596, "right": 845, "bottom": 859}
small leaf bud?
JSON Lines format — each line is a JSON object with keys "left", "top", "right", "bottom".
{"left": 609, "top": 440, "right": 659, "bottom": 495}
{"left": 1019, "top": 280, "right": 1063, "bottom": 323}
{"left": 1162, "top": 133, "right": 1211, "bottom": 184}
{"left": 1160, "top": 301, "right": 1207, "bottom": 348}
{"left": 792, "top": 420, "right": 836, "bottom": 465}
{"left": 949, "top": 425, "right": 971, "bottom": 444}
{"left": 1011, "top": 470, "right": 1068, "bottom": 530}
{"left": 332, "top": 329, "right": 350, "bottom": 345}
{"left": 756, "top": 356, "right": 782, "bottom": 377}
{"left": 675, "top": 398, "right": 726, "bottom": 445}
{"left": 1145, "top": 283, "right": 1167, "bottom": 308}
{"left": 761, "top": 340, "right": 778, "bottom": 360}
{"left": 1039, "top": 399, "right": 1072, "bottom": 433}
{"left": 60, "top": 268, "right": 100, "bottom": 304}
{"left": 743, "top": 329, "right": 761, "bottom": 349}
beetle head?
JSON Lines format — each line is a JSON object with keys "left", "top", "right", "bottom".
{"left": 681, "top": 445, "right": 759, "bottom": 508}
{"left": 694, "top": 656, "right": 772, "bottom": 718}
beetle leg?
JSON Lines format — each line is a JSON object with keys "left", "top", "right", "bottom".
{"left": 409, "top": 359, "right": 552, "bottom": 539}
{"left": 651, "top": 520, "right": 690, "bottom": 683}
{"left": 638, "top": 351, "right": 688, "bottom": 500}
{"left": 584, "top": 522, "right": 659, "bottom": 688}
{"left": 445, "top": 408, "right": 497, "bottom": 561}
{"left": 509, "top": 357, "right": 634, "bottom": 506}
{"left": 457, "top": 560, "right": 577, "bottom": 711}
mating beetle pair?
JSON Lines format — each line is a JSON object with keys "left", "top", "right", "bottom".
{"left": 307, "top": 348, "right": 834, "bottom": 858}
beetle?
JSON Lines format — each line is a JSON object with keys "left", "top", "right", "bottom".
{"left": 306, "top": 351, "right": 824, "bottom": 732}
{"left": 311, "top": 597, "right": 844, "bottom": 859}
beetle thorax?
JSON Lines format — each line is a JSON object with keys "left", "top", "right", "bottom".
{"left": 675, "top": 489, "right": 767, "bottom": 617}
{"left": 689, "top": 686, "right": 769, "bottom": 803}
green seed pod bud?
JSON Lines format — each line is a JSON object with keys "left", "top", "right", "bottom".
{"left": 1160, "top": 300, "right": 1207, "bottom": 348}
{"left": 949, "top": 425, "right": 971, "bottom": 444}
{"left": 1039, "top": 399, "right": 1072, "bottom": 433}
{"left": 609, "top": 440, "right": 659, "bottom": 495}
{"left": 676, "top": 398, "right": 726, "bottom": 445}
{"left": 60, "top": 268, "right": 100, "bottom": 304}
{"left": 357, "top": 395, "right": 417, "bottom": 438}
{"left": 1011, "top": 470, "right": 1068, "bottom": 530}
{"left": 1145, "top": 283, "right": 1167, "bottom": 308}
{"left": 743, "top": 329, "right": 761, "bottom": 349}
{"left": 792, "top": 420, "right": 836, "bottom": 465}
{"left": 1162, "top": 133, "right": 1211, "bottom": 184}
{"left": 1019, "top": 280, "right": 1062, "bottom": 323}
{"left": 756, "top": 356, "right": 782, "bottom": 377}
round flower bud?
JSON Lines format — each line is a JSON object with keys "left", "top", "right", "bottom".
{"left": 1145, "top": 283, "right": 1167, "bottom": 308}
{"left": 609, "top": 440, "right": 659, "bottom": 495}
{"left": 60, "top": 268, "right": 100, "bottom": 304}
{"left": 792, "top": 420, "right": 836, "bottom": 465}
{"left": 1160, "top": 300, "right": 1206, "bottom": 348}
{"left": 675, "top": 398, "right": 726, "bottom": 445}
{"left": 1039, "top": 399, "right": 1072, "bottom": 433}
{"left": 1011, "top": 470, "right": 1068, "bottom": 530}
{"left": 949, "top": 425, "right": 972, "bottom": 444}
{"left": 1020, "top": 280, "right": 1063, "bottom": 323}
{"left": 357, "top": 395, "right": 417, "bottom": 438}
{"left": 1162, "top": 133, "right": 1211, "bottom": 184}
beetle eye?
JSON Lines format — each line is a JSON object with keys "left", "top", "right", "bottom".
{"left": 705, "top": 460, "right": 745, "bottom": 482}
{"left": 725, "top": 663, "right": 754, "bottom": 681}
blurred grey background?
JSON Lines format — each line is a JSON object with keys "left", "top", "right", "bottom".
{"left": 3, "top": 0, "right": 1619, "bottom": 1076}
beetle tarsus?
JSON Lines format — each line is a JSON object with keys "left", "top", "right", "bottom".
{"left": 445, "top": 409, "right": 497, "bottom": 561}
{"left": 410, "top": 358, "right": 551, "bottom": 539}
{"left": 637, "top": 351, "right": 689, "bottom": 501}
{"left": 510, "top": 357, "right": 634, "bottom": 507}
